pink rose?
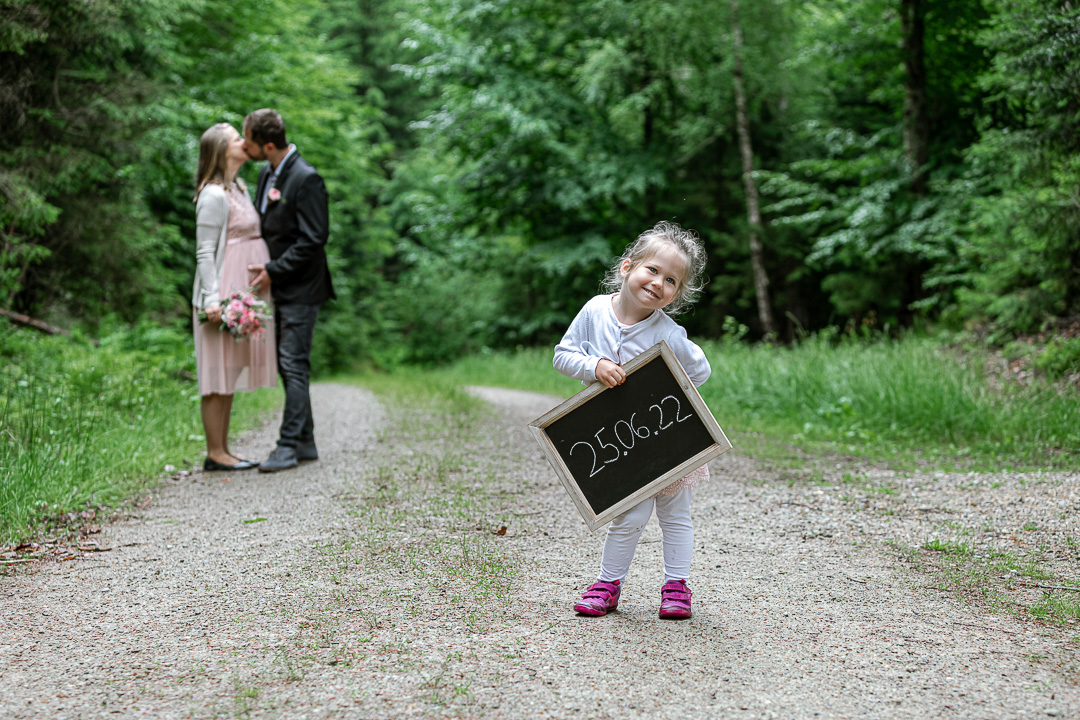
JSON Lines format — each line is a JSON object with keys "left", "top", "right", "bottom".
{"left": 230, "top": 299, "right": 244, "bottom": 313}
{"left": 268, "top": 188, "right": 281, "bottom": 203}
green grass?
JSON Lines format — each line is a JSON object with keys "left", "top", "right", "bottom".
{"left": 336, "top": 366, "right": 493, "bottom": 417}
{"left": 6, "top": 327, "right": 1077, "bottom": 544}
{"left": 425, "top": 347, "right": 582, "bottom": 398}
{"left": 1030, "top": 594, "right": 1080, "bottom": 623}
{"left": 699, "top": 334, "right": 1080, "bottom": 469}
{"left": 432, "top": 336, "right": 1080, "bottom": 471}
{"left": 924, "top": 538, "right": 975, "bottom": 556}
{"left": 0, "top": 325, "right": 279, "bottom": 544}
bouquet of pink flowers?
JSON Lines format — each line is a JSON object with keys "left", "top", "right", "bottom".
{"left": 200, "top": 288, "right": 272, "bottom": 341}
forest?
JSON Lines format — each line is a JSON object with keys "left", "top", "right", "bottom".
{"left": 1, "top": 0, "right": 1079, "bottom": 368}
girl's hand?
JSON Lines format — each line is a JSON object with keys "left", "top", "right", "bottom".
{"left": 206, "top": 304, "right": 223, "bottom": 325}
{"left": 595, "top": 359, "right": 626, "bottom": 389}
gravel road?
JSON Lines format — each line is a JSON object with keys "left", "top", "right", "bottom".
{"left": 0, "top": 382, "right": 1077, "bottom": 719}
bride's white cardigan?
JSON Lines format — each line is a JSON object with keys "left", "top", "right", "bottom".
{"left": 191, "top": 183, "right": 230, "bottom": 311}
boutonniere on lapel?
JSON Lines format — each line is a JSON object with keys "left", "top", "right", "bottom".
{"left": 267, "top": 187, "right": 283, "bottom": 204}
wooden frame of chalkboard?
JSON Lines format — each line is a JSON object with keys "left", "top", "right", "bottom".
{"left": 529, "top": 340, "right": 732, "bottom": 531}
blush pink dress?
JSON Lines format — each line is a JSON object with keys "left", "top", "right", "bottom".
{"left": 193, "top": 184, "right": 277, "bottom": 396}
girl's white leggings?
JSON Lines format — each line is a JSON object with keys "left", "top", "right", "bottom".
{"left": 597, "top": 488, "right": 692, "bottom": 585}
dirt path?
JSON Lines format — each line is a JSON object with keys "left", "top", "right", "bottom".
{"left": 0, "top": 382, "right": 1076, "bottom": 719}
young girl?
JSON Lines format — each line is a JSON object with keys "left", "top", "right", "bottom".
{"left": 553, "top": 221, "right": 710, "bottom": 619}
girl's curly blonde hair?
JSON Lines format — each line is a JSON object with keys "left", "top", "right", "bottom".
{"left": 601, "top": 221, "right": 708, "bottom": 316}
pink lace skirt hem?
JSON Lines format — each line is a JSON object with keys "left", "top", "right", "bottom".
{"left": 652, "top": 463, "right": 709, "bottom": 497}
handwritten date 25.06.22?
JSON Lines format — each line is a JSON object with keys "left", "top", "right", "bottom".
{"left": 569, "top": 394, "right": 693, "bottom": 478}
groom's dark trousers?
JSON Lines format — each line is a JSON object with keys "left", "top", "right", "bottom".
{"left": 275, "top": 303, "right": 319, "bottom": 448}
{"left": 257, "top": 149, "right": 334, "bottom": 451}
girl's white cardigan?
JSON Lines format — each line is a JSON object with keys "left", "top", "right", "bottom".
{"left": 553, "top": 294, "right": 711, "bottom": 387}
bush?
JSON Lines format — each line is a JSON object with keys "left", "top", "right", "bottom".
{"left": 1036, "top": 337, "right": 1080, "bottom": 381}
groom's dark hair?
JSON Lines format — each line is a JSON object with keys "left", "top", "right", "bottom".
{"left": 243, "top": 108, "right": 288, "bottom": 149}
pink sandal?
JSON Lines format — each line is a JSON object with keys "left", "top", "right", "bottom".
{"left": 659, "top": 579, "right": 692, "bottom": 619}
{"left": 574, "top": 580, "right": 621, "bottom": 616}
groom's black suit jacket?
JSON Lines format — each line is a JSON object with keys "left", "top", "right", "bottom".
{"left": 257, "top": 150, "right": 335, "bottom": 306}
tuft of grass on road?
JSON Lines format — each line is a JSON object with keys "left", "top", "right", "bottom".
{"left": 892, "top": 537, "right": 1080, "bottom": 626}
{"left": 0, "top": 325, "right": 279, "bottom": 545}
{"left": 299, "top": 370, "right": 522, "bottom": 702}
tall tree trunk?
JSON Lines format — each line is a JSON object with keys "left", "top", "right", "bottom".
{"left": 642, "top": 55, "right": 657, "bottom": 218}
{"left": 901, "top": 0, "right": 929, "bottom": 196}
{"left": 900, "top": 0, "right": 930, "bottom": 323}
{"left": 730, "top": 0, "right": 776, "bottom": 336}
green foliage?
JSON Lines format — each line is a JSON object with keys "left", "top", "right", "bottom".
{"left": 389, "top": 0, "right": 809, "bottom": 345}
{"left": 0, "top": 170, "right": 55, "bottom": 304}
{"left": 754, "top": 0, "right": 991, "bottom": 330}
{"left": 3, "top": 0, "right": 1079, "bottom": 370}
{"left": 955, "top": 0, "right": 1080, "bottom": 334}
{"left": 0, "top": 325, "right": 278, "bottom": 543}
{"left": 0, "top": 0, "right": 190, "bottom": 321}
{"left": 1035, "top": 337, "right": 1080, "bottom": 380}
{"left": 958, "top": 148, "right": 1080, "bottom": 335}
{"left": 391, "top": 0, "right": 651, "bottom": 344}
{"left": 759, "top": 127, "right": 971, "bottom": 326}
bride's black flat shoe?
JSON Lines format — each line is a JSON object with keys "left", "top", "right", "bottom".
{"left": 203, "top": 457, "right": 260, "bottom": 471}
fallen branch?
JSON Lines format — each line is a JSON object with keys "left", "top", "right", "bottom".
{"left": 949, "top": 621, "right": 1018, "bottom": 635}
{"left": 913, "top": 611, "right": 1018, "bottom": 635}
{"left": 519, "top": 621, "right": 559, "bottom": 639}
{"left": 0, "top": 308, "right": 99, "bottom": 346}
{"left": 1019, "top": 582, "right": 1080, "bottom": 593}
{"left": 0, "top": 308, "right": 68, "bottom": 336}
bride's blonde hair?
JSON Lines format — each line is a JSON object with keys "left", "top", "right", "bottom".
{"left": 194, "top": 123, "right": 246, "bottom": 200}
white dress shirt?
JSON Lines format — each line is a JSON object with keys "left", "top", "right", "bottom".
{"left": 259, "top": 144, "right": 297, "bottom": 213}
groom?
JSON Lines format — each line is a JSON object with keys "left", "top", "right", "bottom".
{"left": 243, "top": 108, "right": 335, "bottom": 473}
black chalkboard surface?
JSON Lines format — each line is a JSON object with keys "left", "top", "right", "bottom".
{"left": 529, "top": 341, "right": 731, "bottom": 531}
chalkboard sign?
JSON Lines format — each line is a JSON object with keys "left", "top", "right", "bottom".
{"left": 529, "top": 340, "right": 732, "bottom": 531}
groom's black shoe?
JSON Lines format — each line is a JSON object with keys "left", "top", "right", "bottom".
{"left": 203, "top": 457, "right": 259, "bottom": 472}
{"left": 258, "top": 446, "right": 298, "bottom": 473}
{"left": 297, "top": 441, "right": 318, "bottom": 463}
